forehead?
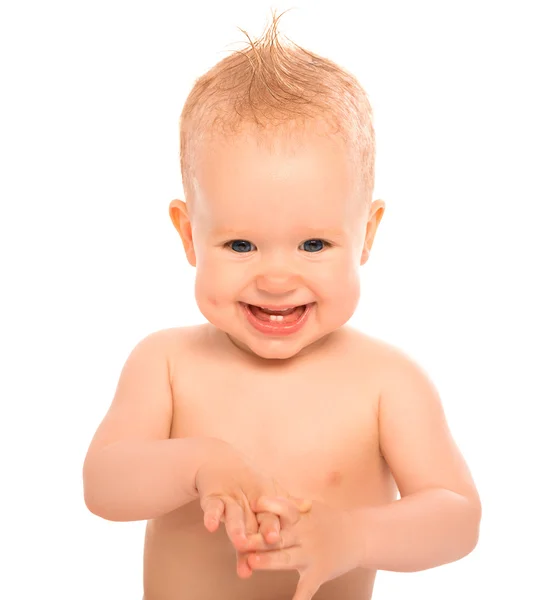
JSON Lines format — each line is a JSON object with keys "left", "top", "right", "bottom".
{"left": 192, "top": 128, "right": 359, "bottom": 229}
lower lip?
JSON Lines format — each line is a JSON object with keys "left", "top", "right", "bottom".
{"left": 241, "top": 303, "right": 313, "bottom": 336}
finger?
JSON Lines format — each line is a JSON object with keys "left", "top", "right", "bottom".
{"left": 243, "top": 499, "right": 259, "bottom": 535}
{"left": 247, "top": 547, "right": 302, "bottom": 571}
{"left": 292, "top": 572, "right": 321, "bottom": 600}
{"left": 200, "top": 496, "right": 225, "bottom": 532}
{"left": 256, "top": 511, "right": 281, "bottom": 544}
{"left": 236, "top": 492, "right": 259, "bottom": 576}
{"left": 255, "top": 496, "right": 303, "bottom": 526}
{"left": 289, "top": 496, "right": 313, "bottom": 513}
{"left": 236, "top": 550, "right": 253, "bottom": 579}
{"left": 244, "top": 527, "right": 299, "bottom": 552}
{"left": 227, "top": 502, "right": 253, "bottom": 579}
{"left": 223, "top": 499, "right": 248, "bottom": 548}
{"left": 235, "top": 495, "right": 258, "bottom": 578}
{"left": 274, "top": 482, "right": 312, "bottom": 514}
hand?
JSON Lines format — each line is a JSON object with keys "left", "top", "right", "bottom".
{"left": 244, "top": 497, "right": 364, "bottom": 600}
{"left": 195, "top": 441, "right": 312, "bottom": 577}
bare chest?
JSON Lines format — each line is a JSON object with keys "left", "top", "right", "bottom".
{"left": 144, "top": 329, "right": 395, "bottom": 599}
{"left": 169, "top": 340, "right": 392, "bottom": 506}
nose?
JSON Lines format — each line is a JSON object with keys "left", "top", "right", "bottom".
{"left": 254, "top": 254, "right": 300, "bottom": 295}
{"left": 255, "top": 270, "right": 299, "bottom": 295}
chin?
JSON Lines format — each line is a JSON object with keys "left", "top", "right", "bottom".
{"left": 223, "top": 326, "right": 309, "bottom": 360}
{"left": 246, "top": 340, "right": 306, "bottom": 361}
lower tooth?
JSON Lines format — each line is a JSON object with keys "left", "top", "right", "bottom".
{"left": 270, "top": 315, "right": 284, "bottom": 321}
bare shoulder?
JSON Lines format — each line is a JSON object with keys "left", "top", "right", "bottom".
{"left": 339, "top": 326, "right": 405, "bottom": 369}
{"left": 151, "top": 323, "right": 214, "bottom": 380}
{"left": 152, "top": 323, "right": 209, "bottom": 351}
{"left": 338, "top": 327, "right": 437, "bottom": 406}
{"left": 334, "top": 327, "right": 401, "bottom": 417}
{"left": 83, "top": 325, "right": 206, "bottom": 458}
{"left": 348, "top": 327, "right": 428, "bottom": 373}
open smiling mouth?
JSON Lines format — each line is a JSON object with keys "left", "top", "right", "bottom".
{"left": 240, "top": 303, "right": 313, "bottom": 335}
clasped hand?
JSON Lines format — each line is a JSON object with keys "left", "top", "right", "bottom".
{"left": 196, "top": 445, "right": 362, "bottom": 599}
{"left": 204, "top": 492, "right": 361, "bottom": 600}
{"left": 245, "top": 497, "right": 361, "bottom": 600}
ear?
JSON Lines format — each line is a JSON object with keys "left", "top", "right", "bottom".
{"left": 360, "top": 199, "right": 385, "bottom": 265}
{"left": 169, "top": 199, "right": 196, "bottom": 267}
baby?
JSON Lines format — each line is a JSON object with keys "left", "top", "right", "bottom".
{"left": 83, "top": 10, "right": 482, "bottom": 600}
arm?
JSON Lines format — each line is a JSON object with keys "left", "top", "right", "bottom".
{"left": 82, "top": 329, "right": 227, "bottom": 522}
{"left": 353, "top": 347, "right": 482, "bottom": 572}
{"left": 84, "top": 436, "right": 227, "bottom": 522}
{"left": 242, "top": 348, "right": 481, "bottom": 596}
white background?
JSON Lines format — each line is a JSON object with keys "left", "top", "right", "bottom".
{"left": 1, "top": 0, "right": 555, "bottom": 598}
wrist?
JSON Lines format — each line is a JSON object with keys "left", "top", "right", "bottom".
{"left": 345, "top": 507, "right": 368, "bottom": 569}
{"left": 193, "top": 436, "right": 233, "bottom": 496}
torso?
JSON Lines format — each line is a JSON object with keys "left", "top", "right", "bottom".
{"left": 143, "top": 323, "right": 398, "bottom": 600}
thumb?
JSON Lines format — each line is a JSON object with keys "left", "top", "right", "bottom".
{"left": 292, "top": 572, "right": 320, "bottom": 600}
{"left": 289, "top": 495, "right": 313, "bottom": 513}
{"left": 272, "top": 479, "right": 312, "bottom": 513}
{"left": 199, "top": 496, "right": 225, "bottom": 531}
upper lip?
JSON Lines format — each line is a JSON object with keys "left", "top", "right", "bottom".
{"left": 243, "top": 303, "right": 309, "bottom": 310}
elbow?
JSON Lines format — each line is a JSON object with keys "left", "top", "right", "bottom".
{"left": 83, "top": 475, "right": 141, "bottom": 522}
{"left": 83, "top": 488, "right": 129, "bottom": 522}
{"left": 84, "top": 495, "right": 109, "bottom": 520}
{"left": 464, "top": 497, "right": 482, "bottom": 555}
{"left": 82, "top": 458, "right": 126, "bottom": 522}
{"left": 83, "top": 457, "right": 105, "bottom": 518}
{"left": 83, "top": 477, "right": 114, "bottom": 521}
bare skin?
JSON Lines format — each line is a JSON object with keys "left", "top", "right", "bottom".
{"left": 143, "top": 323, "right": 398, "bottom": 600}
{"left": 84, "top": 124, "right": 479, "bottom": 598}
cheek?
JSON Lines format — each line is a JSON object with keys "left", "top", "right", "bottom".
{"left": 195, "top": 271, "right": 222, "bottom": 308}
{"left": 321, "top": 260, "right": 361, "bottom": 311}
{"left": 321, "top": 259, "right": 360, "bottom": 291}
{"left": 194, "top": 254, "right": 242, "bottom": 307}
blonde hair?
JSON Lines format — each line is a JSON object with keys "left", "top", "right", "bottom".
{"left": 179, "top": 8, "right": 376, "bottom": 205}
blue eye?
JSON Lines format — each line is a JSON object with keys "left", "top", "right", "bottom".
{"left": 301, "top": 239, "right": 328, "bottom": 252}
{"left": 227, "top": 240, "right": 254, "bottom": 253}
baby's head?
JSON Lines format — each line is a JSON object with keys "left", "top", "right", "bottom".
{"left": 170, "top": 10, "right": 384, "bottom": 361}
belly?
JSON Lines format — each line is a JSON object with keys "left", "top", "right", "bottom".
{"left": 143, "top": 502, "right": 378, "bottom": 600}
